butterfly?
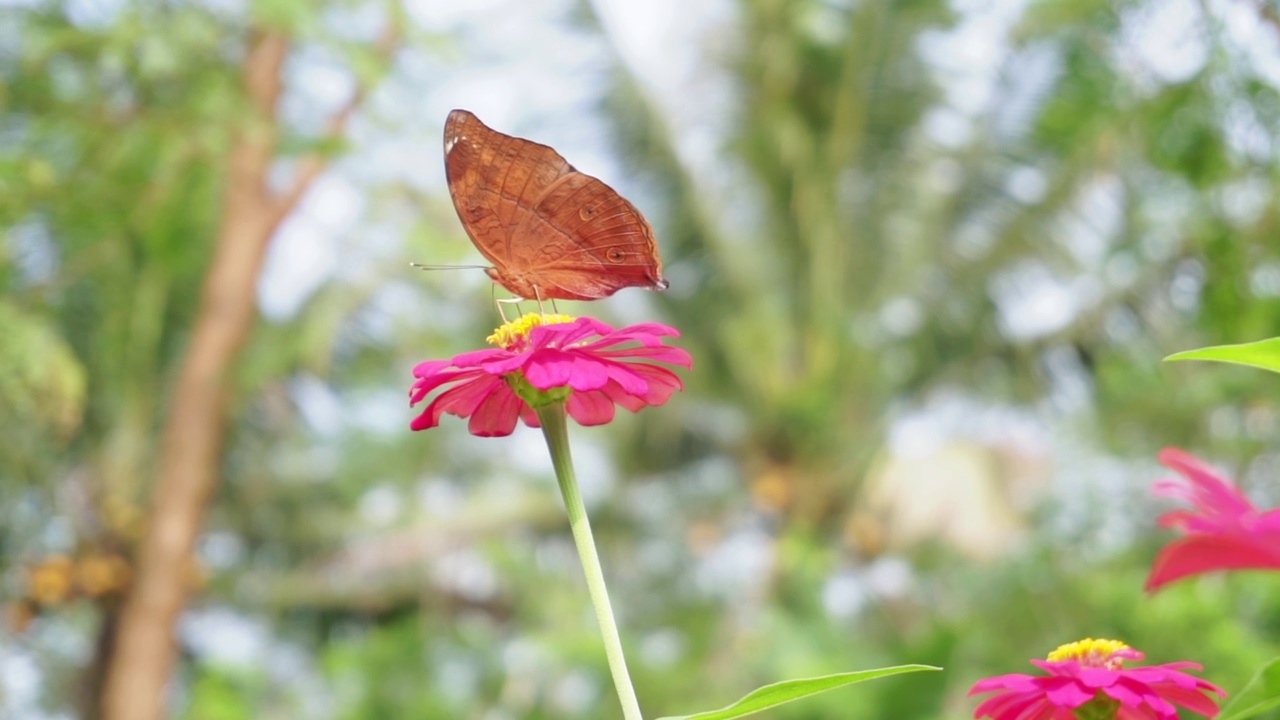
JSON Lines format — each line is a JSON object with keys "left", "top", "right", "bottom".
{"left": 443, "top": 109, "right": 668, "bottom": 302}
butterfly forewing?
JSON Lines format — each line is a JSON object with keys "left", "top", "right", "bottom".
{"left": 443, "top": 109, "right": 666, "bottom": 301}
{"left": 445, "top": 110, "right": 571, "bottom": 270}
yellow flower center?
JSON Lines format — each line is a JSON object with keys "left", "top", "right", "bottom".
{"left": 487, "top": 313, "right": 576, "bottom": 350}
{"left": 1047, "top": 638, "right": 1131, "bottom": 669}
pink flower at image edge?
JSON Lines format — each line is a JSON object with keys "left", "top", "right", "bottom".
{"left": 971, "top": 639, "right": 1225, "bottom": 720}
{"left": 409, "top": 316, "right": 692, "bottom": 437}
{"left": 1146, "top": 447, "right": 1280, "bottom": 591}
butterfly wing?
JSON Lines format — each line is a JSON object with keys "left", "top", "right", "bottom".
{"left": 511, "top": 172, "right": 668, "bottom": 301}
{"left": 444, "top": 109, "right": 571, "bottom": 275}
{"left": 444, "top": 109, "right": 666, "bottom": 301}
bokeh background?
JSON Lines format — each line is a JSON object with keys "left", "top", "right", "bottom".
{"left": 3, "top": 0, "right": 1280, "bottom": 717}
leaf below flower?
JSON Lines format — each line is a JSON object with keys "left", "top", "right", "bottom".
{"left": 1164, "top": 338, "right": 1280, "bottom": 374}
{"left": 653, "top": 665, "right": 941, "bottom": 720}
{"left": 1217, "top": 656, "right": 1280, "bottom": 720}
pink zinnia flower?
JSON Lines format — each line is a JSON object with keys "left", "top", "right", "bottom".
{"left": 1145, "top": 447, "right": 1280, "bottom": 591}
{"left": 971, "top": 638, "right": 1225, "bottom": 720}
{"left": 409, "top": 314, "right": 691, "bottom": 437}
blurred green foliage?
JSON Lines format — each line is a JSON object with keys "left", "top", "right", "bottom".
{"left": 2, "top": 0, "right": 1280, "bottom": 718}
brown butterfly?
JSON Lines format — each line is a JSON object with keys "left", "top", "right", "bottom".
{"left": 443, "top": 109, "right": 668, "bottom": 302}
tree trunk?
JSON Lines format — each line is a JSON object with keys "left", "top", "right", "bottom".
{"left": 99, "top": 31, "right": 290, "bottom": 720}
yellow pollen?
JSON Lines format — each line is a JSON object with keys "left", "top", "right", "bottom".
{"left": 487, "top": 313, "right": 576, "bottom": 349}
{"left": 1047, "top": 639, "right": 1131, "bottom": 668}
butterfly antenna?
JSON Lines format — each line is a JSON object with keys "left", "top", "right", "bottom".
{"left": 409, "top": 262, "right": 490, "bottom": 271}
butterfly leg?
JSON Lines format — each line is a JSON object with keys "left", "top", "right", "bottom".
{"left": 532, "top": 288, "right": 563, "bottom": 318}
{"left": 531, "top": 286, "right": 548, "bottom": 317}
{"left": 495, "top": 297, "right": 523, "bottom": 324}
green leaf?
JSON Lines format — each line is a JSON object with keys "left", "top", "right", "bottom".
{"left": 1218, "top": 656, "right": 1280, "bottom": 720}
{"left": 0, "top": 300, "right": 86, "bottom": 439}
{"left": 654, "top": 665, "right": 941, "bottom": 720}
{"left": 1164, "top": 338, "right": 1280, "bottom": 374}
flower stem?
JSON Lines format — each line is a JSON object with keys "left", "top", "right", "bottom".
{"left": 534, "top": 403, "right": 643, "bottom": 720}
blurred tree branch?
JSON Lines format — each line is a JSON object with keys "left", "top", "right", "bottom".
{"left": 273, "top": 26, "right": 400, "bottom": 223}
{"left": 99, "top": 22, "right": 398, "bottom": 720}
{"left": 1250, "top": 0, "right": 1280, "bottom": 35}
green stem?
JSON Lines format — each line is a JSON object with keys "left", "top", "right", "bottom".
{"left": 534, "top": 402, "right": 644, "bottom": 720}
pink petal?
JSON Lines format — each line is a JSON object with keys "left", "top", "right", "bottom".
{"left": 579, "top": 323, "right": 681, "bottom": 351}
{"left": 449, "top": 348, "right": 515, "bottom": 368}
{"left": 1030, "top": 660, "right": 1079, "bottom": 677}
{"left": 412, "top": 359, "right": 454, "bottom": 378}
{"left": 589, "top": 362, "right": 686, "bottom": 406}
{"left": 974, "top": 691, "right": 1055, "bottom": 720}
{"left": 1256, "top": 509, "right": 1280, "bottom": 533}
{"left": 595, "top": 344, "right": 694, "bottom": 368}
{"left": 1075, "top": 667, "right": 1122, "bottom": 690}
{"left": 410, "top": 367, "right": 486, "bottom": 405}
{"left": 520, "top": 348, "right": 575, "bottom": 388}
{"left": 605, "top": 321, "right": 680, "bottom": 338}
{"left": 599, "top": 361, "right": 652, "bottom": 396}
{"left": 1148, "top": 448, "right": 1280, "bottom": 590}
{"left": 567, "top": 390, "right": 617, "bottom": 426}
{"left": 1156, "top": 507, "right": 1237, "bottom": 535}
{"left": 1145, "top": 533, "right": 1280, "bottom": 590}
{"left": 452, "top": 348, "right": 527, "bottom": 376}
{"left": 529, "top": 317, "right": 613, "bottom": 349}
{"left": 1156, "top": 448, "right": 1257, "bottom": 520}
{"left": 1041, "top": 678, "right": 1095, "bottom": 708}
{"left": 971, "top": 674, "right": 1040, "bottom": 695}
{"left": 1099, "top": 680, "right": 1145, "bottom": 710}
{"left": 972, "top": 691, "right": 1032, "bottom": 717}
{"left": 1124, "top": 664, "right": 1205, "bottom": 684}
{"left": 599, "top": 380, "right": 649, "bottom": 413}
{"left": 1148, "top": 685, "right": 1223, "bottom": 717}
{"left": 1114, "top": 649, "right": 1146, "bottom": 663}
{"left": 467, "top": 381, "right": 525, "bottom": 437}
{"left": 626, "top": 363, "right": 684, "bottom": 404}
{"left": 1136, "top": 690, "right": 1178, "bottom": 719}
{"left": 410, "top": 375, "right": 504, "bottom": 431}
{"left": 523, "top": 349, "right": 609, "bottom": 391}
{"left": 564, "top": 356, "right": 613, "bottom": 391}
